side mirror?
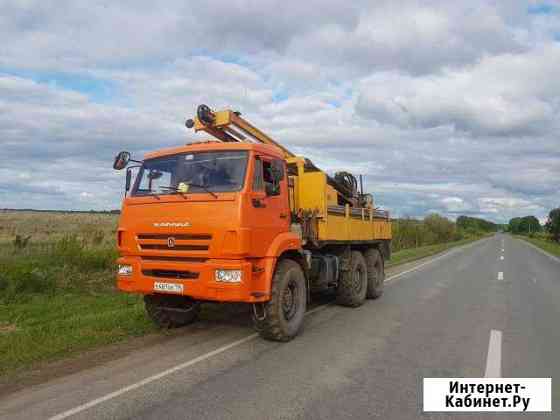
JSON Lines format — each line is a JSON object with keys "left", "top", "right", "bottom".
{"left": 113, "top": 151, "right": 131, "bottom": 170}
{"left": 125, "top": 168, "right": 132, "bottom": 192}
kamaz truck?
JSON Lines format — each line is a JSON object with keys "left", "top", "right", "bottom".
{"left": 113, "top": 105, "right": 391, "bottom": 341}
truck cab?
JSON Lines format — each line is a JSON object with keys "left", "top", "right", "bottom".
{"left": 117, "top": 141, "right": 300, "bottom": 305}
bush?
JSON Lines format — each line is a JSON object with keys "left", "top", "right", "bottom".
{"left": 0, "top": 263, "right": 56, "bottom": 301}
{"left": 0, "top": 234, "right": 117, "bottom": 302}
{"left": 424, "top": 214, "right": 458, "bottom": 243}
{"left": 12, "top": 235, "right": 32, "bottom": 251}
{"left": 392, "top": 214, "right": 470, "bottom": 252}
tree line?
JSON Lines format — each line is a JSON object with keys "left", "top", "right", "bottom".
{"left": 456, "top": 216, "right": 498, "bottom": 234}
{"left": 506, "top": 207, "right": 560, "bottom": 243}
{"left": 507, "top": 216, "right": 541, "bottom": 235}
{"left": 392, "top": 214, "right": 496, "bottom": 252}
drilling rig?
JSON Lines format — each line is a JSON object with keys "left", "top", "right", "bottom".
{"left": 113, "top": 104, "right": 391, "bottom": 341}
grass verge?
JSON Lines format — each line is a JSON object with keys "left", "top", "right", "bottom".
{"left": 0, "top": 293, "right": 155, "bottom": 377}
{"left": 387, "top": 236, "right": 484, "bottom": 267}
{"left": 517, "top": 236, "right": 560, "bottom": 258}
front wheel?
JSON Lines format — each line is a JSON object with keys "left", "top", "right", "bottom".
{"left": 253, "top": 259, "right": 307, "bottom": 342}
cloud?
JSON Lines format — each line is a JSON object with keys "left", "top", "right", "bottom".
{"left": 0, "top": 1, "right": 558, "bottom": 223}
{"left": 0, "top": 0, "right": 538, "bottom": 75}
{"left": 355, "top": 43, "right": 560, "bottom": 136}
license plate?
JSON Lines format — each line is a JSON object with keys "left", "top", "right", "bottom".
{"left": 153, "top": 282, "right": 184, "bottom": 294}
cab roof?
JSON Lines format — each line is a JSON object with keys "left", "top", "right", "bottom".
{"left": 144, "top": 141, "right": 285, "bottom": 160}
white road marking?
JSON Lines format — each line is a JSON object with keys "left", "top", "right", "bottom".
{"left": 532, "top": 278, "right": 537, "bottom": 284}
{"left": 501, "top": 248, "right": 504, "bottom": 252}
{"left": 48, "top": 334, "right": 259, "bottom": 420}
{"left": 484, "top": 329, "right": 502, "bottom": 377}
{"left": 500, "top": 256, "right": 504, "bottom": 260}
{"left": 497, "top": 272, "right": 504, "bottom": 280}
{"left": 49, "top": 240, "right": 481, "bottom": 420}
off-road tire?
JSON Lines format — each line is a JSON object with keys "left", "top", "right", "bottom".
{"left": 253, "top": 259, "right": 307, "bottom": 342}
{"left": 336, "top": 250, "right": 368, "bottom": 307}
{"left": 365, "top": 248, "right": 385, "bottom": 299}
{"left": 144, "top": 294, "right": 201, "bottom": 328}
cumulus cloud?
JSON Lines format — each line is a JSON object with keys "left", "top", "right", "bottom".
{"left": 0, "top": 1, "right": 558, "bottom": 223}
{"left": 356, "top": 43, "right": 560, "bottom": 136}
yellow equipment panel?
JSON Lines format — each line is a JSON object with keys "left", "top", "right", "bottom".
{"left": 288, "top": 157, "right": 391, "bottom": 244}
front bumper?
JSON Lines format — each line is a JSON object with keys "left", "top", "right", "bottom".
{"left": 116, "top": 256, "right": 270, "bottom": 303}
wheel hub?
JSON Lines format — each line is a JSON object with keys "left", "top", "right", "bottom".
{"left": 353, "top": 266, "right": 364, "bottom": 293}
{"left": 282, "top": 279, "right": 299, "bottom": 320}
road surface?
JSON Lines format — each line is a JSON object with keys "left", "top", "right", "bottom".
{"left": 0, "top": 234, "right": 557, "bottom": 419}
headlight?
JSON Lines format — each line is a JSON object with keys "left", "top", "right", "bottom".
{"left": 118, "top": 264, "right": 133, "bottom": 276}
{"left": 215, "top": 269, "right": 242, "bottom": 283}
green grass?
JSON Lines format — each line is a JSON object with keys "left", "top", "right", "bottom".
{"left": 387, "top": 236, "right": 483, "bottom": 267}
{"left": 0, "top": 228, "right": 143, "bottom": 377}
{"left": 0, "top": 293, "right": 155, "bottom": 376}
{"left": 517, "top": 236, "right": 560, "bottom": 258}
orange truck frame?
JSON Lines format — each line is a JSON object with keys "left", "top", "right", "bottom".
{"left": 113, "top": 105, "right": 391, "bottom": 341}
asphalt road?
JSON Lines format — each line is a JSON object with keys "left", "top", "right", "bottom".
{"left": 1, "top": 234, "right": 558, "bottom": 420}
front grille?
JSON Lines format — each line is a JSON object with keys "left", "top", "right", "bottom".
{"left": 142, "top": 269, "right": 199, "bottom": 279}
{"left": 138, "top": 234, "right": 211, "bottom": 240}
{"left": 140, "top": 244, "right": 208, "bottom": 251}
{"left": 136, "top": 232, "right": 212, "bottom": 255}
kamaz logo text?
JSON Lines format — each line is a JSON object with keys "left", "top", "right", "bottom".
{"left": 153, "top": 222, "right": 191, "bottom": 228}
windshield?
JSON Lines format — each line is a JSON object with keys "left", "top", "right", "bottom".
{"left": 132, "top": 151, "right": 248, "bottom": 196}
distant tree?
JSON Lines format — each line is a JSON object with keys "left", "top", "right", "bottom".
{"left": 508, "top": 217, "right": 521, "bottom": 233}
{"left": 508, "top": 216, "right": 541, "bottom": 235}
{"left": 520, "top": 216, "right": 541, "bottom": 235}
{"left": 456, "top": 216, "right": 498, "bottom": 233}
{"left": 545, "top": 208, "right": 560, "bottom": 242}
{"left": 424, "top": 214, "right": 456, "bottom": 243}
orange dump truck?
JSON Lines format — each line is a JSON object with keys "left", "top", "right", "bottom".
{"left": 113, "top": 105, "right": 391, "bottom": 341}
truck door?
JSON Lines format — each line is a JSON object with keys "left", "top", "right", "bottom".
{"left": 248, "top": 155, "right": 290, "bottom": 257}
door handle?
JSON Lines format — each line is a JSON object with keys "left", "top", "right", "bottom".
{"left": 279, "top": 212, "right": 288, "bottom": 219}
{"left": 252, "top": 198, "right": 266, "bottom": 208}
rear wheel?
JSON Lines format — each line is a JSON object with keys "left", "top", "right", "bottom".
{"left": 336, "top": 250, "right": 367, "bottom": 307}
{"left": 253, "top": 259, "right": 307, "bottom": 342}
{"left": 144, "top": 294, "right": 201, "bottom": 328}
{"left": 365, "top": 248, "right": 385, "bottom": 299}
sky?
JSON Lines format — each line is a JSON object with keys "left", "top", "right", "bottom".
{"left": 0, "top": 0, "right": 559, "bottom": 223}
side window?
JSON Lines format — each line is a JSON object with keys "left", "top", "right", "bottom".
{"left": 252, "top": 157, "right": 264, "bottom": 191}
{"left": 263, "top": 159, "right": 283, "bottom": 196}
{"left": 272, "top": 159, "right": 284, "bottom": 181}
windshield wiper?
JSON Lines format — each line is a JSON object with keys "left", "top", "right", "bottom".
{"left": 160, "top": 184, "right": 218, "bottom": 199}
